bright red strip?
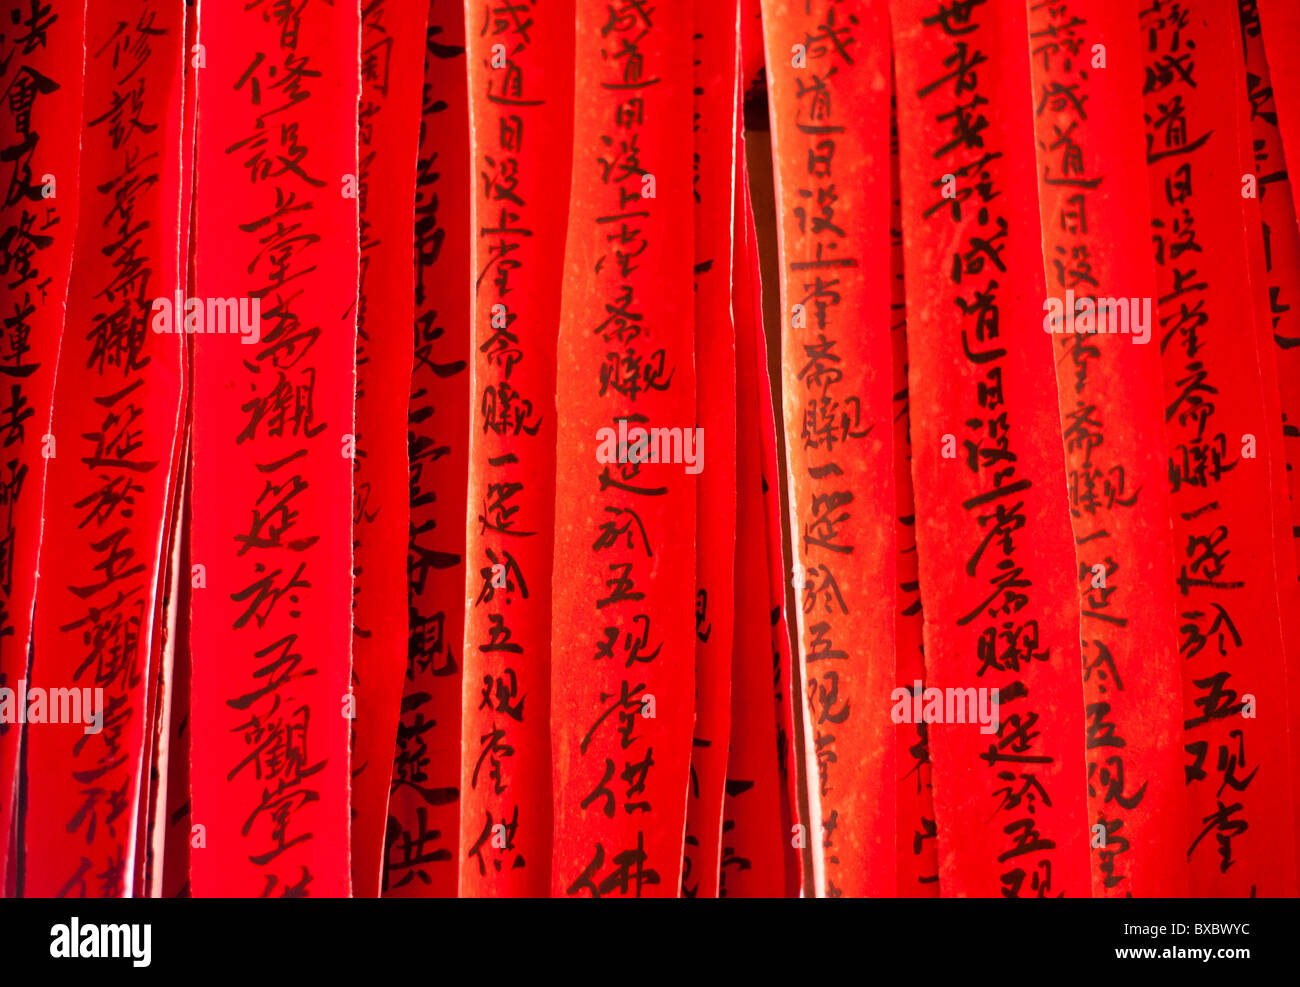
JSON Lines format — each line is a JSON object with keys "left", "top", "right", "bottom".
{"left": 762, "top": 0, "right": 898, "bottom": 898}
{"left": 1029, "top": 0, "right": 1188, "bottom": 897}
{"left": 891, "top": 0, "right": 1090, "bottom": 898}
{"left": 682, "top": 0, "right": 738, "bottom": 901}
{"left": 350, "top": 0, "right": 425, "bottom": 899}
{"left": 23, "top": 0, "right": 186, "bottom": 897}
{"left": 1142, "top": 0, "right": 1299, "bottom": 897}
{"left": 0, "top": 0, "right": 86, "bottom": 893}
{"left": 189, "top": 1, "right": 359, "bottom": 897}
{"left": 550, "top": 0, "right": 697, "bottom": 898}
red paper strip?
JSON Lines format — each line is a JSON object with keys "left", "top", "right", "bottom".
{"left": 550, "top": 0, "right": 696, "bottom": 898}
{"left": 1029, "top": 0, "right": 1188, "bottom": 897}
{"left": 889, "top": 90, "right": 938, "bottom": 897}
{"left": 891, "top": 0, "right": 1090, "bottom": 898}
{"left": 384, "top": 3, "right": 469, "bottom": 898}
{"left": 726, "top": 94, "right": 786, "bottom": 899}
{"left": 740, "top": 0, "right": 766, "bottom": 108}
{"left": 741, "top": 157, "right": 803, "bottom": 899}
{"left": 139, "top": 434, "right": 188, "bottom": 896}
{"left": 0, "top": 0, "right": 85, "bottom": 892}
{"left": 762, "top": 0, "right": 897, "bottom": 898}
{"left": 161, "top": 474, "right": 192, "bottom": 898}
{"left": 349, "top": 0, "right": 425, "bottom": 899}
{"left": 459, "top": 0, "right": 574, "bottom": 897}
{"left": 681, "top": 0, "right": 738, "bottom": 900}
{"left": 1242, "top": 0, "right": 1300, "bottom": 869}
{"left": 1141, "top": 0, "right": 1298, "bottom": 897}
{"left": 189, "top": 1, "right": 359, "bottom": 897}
{"left": 22, "top": 0, "right": 186, "bottom": 897}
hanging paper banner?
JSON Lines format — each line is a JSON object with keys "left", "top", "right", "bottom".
{"left": 0, "top": 0, "right": 85, "bottom": 893}
{"left": 761, "top": 0, "right": 897, "bottom": 898}
{"left": 891, "top": 0, "right": 1090, "bottom": 898}
{"left": 726, "top": 97, "right": 787, "bottom": 899}
{"left": 459, "top": 0, "right": 574, "bottom": 897}
{"left": 681, "top": 0, "right": 738, "bottom": 901}
{"left": 1141, "top": 0, "right": 1299, "bottom": 897}
{"left": 1253, "top": 0, "right": 1300, "bottom": 577}
{"left": 350, "top": 0, "right": 425, "bottom": 899}
{"left": 22, "top": 0, "right": 185, "bottom": 898}
{"left": 189, "top": 0, "right": 359, "bottom": 898}
{"left": 550, "top": 0, "right": 697, "bottom": 898}
{"left": 385, "top": 2, "right": 469, "bottom": 898}
{"left": 1242, "top": 0, "right": 1300, "bottom": 869}
{"left": 889, "top": 90, "right": 938, "bottom": 897}
{"left": 1029, "top": 0, "right": 1188, "bottom": 897}
{"left": 162, "top": 477, "right": 192, "bottom": 898}
{"left": 739, "top": 161, "right": 804, "bottom": 899}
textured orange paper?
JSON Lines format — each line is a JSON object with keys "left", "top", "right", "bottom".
{"left": 22, "top": 0, "right": 185, "bottom": 897}
{"left": 459, "top": 0, "right": 573, "bottom": 897}
{"left": 0, "top": 0, "right": 85, "bottom": 893}
{"left": 891, "top": 0, "right": 1090, "bottom": 898}
{"left": 1141, "top": 0, "right": 1298, "bottom": 897}
{"left": 762, "top": 0, "right": 897, "bottom": 898}
{"left": 681, "top": 0, "right": 737, "bottom": 901}
{"left": 1029, "top": 0, "right": 1188, "bottom": 897}
{"left": 384, "top": 2, "right": 470, "bottom": 898}
{"left": 189, "top": 0, "right": 358, "bottom": 897}
{"left": 350, "top": 0, "right": 425, "bottom": 898}
{"left": 550, "top": 0, "right": 696, "bottom": 898}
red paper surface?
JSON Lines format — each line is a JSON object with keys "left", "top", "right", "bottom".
{"left": 762, "top": 0, "right": 897, "bottom": 898}
{"left": 0, "top": 0, "right": 85, "bottom": 892}
{"left": 23, "top": 0, "right": 186, "bottom": 897}
{"left": 350, "top": 0, "right": 425, "bottom": 898}
{"left": 681, "top": 0, "right": 737, "bottom": 901}
{"left": 891, "top": 0, "right": 1090, "bottom": 898}
{"left": 459, "top": 0, "right": 574, "bottom": 897}
{"left": 742, "top": 156, "right": 803, "bottom": 899}
{"left": 726, "top": 96, "right": 785, "bottom": 898}
{"left": 384, "top": 2, "right": 470, "bottom": 898}
{"left": 1029, "top": 0, "right": 1188, "bottom": 897}
{"left": 1142, "top": 0, "right": 1298, "bottom": 897}
{"left": 1243, "top": 0, "right": 1300, "bottom": 872}
{"left": 550, "top": 0, "right": 697, "bottom": 898}
{"left": 189, "top": 0, "right": 359, "bottom": 897}
{"left": 889, "top": 88, "right": 938, "bottom": 897}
